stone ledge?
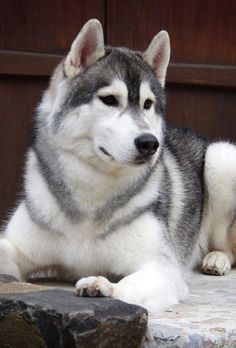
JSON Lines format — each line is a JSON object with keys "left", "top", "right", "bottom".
{"left": 1, "top": 272, "right": 236, "bottom": 347}
{"left": 144, "top": 270, "right": 236, "bottom": 347}
{"left": 0, "top": 275, "right": 147, "bottom": 348}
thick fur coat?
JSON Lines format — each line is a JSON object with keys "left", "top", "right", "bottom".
{"left": 0, "top": 19, "right": 236, "bottom": 312}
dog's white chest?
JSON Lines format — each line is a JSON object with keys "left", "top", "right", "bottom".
{"left": 60, "top": 213, "right": 163, "bottom": 277}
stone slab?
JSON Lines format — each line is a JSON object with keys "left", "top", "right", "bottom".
{"left": 0, "top": 275, "right": 147, "bottom": 348}
{"left": 33, "top": 271, "right": 236, "bottom": 347}
{"left": 1, "top": 271, "right": 236, "bottom": 347}
{"left": 144, "top": 270, "right": 236, "bottom": 347}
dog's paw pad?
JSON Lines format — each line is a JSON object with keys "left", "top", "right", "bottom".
{"left": 202, "top": 251, "right": 231, "bottom": 276}
{"left": 75, "top": 276, "right": 113, "bottom": 297}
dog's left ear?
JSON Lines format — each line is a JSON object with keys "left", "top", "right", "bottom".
{"left": 143, "top": 31, "right": 170, "bottom": 88}
{"left": 64, "top": 19, "right": 105, "bottom": 78}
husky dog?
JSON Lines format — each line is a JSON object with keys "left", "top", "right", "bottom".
{"left": 0, "top": 19, "right": 236, "bottom": 313}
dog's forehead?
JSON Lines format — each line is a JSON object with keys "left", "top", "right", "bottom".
{"left": 97, "top": 79, "right": 128, "bottom": 98}
{"left": 97, "top": 78, "right": 155, "bottom": 106}
{"left": 102, "top": 48, "right": 155, "bottom": 103}
{"left": 65, "top": 47, "right": 164, "bottom": 112}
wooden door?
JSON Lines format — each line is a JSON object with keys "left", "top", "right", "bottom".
{"left": 0, "top": 0, "right": 105, "bottom": 222}
{"left": 0, "top": 0, "right": 235, "bottom": 223}
{"left": 106, "top": 0, "right": 236, "bottom": 141}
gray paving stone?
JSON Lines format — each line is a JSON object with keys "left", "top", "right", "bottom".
{"left": 0, "top": 275, "right": 147, "bottom": 348}
{"left": 1, "top": 271, "right": 236, "bottom": 347}
{"left": 144, "top": 270, "right": 236, "bottom": 347}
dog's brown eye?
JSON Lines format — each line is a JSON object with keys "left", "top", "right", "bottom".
{"left": 144, "top": 99, "right": 153, "bottom": 110}
{"left": 99, "top": 95, "right": 118, "bottom": 107}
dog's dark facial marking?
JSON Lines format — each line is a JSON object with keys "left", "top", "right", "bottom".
{"left": 53, "top": 47, "right": 166, "bottom": 129}
{"left": 99, "top": 95, "right": 119, "bottom": 107}
{"left": 99, "top": 147, "right": 112, "bottom": 157}
{"left": 104, "top": 48, "right": 166, "bottom": 115}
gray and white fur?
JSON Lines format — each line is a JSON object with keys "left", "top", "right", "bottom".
{"left": 0, "top": 19, "right": 236, "bottom": 313}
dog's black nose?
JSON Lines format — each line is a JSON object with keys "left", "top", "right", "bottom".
{"left": 134, "top": 134, "right": 159, "bottom": 156}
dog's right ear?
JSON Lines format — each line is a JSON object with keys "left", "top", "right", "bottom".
{"left": 64, "top": 19, "right": 105, "bottom": 78}
{"left": 143, "top": 31, "right": 170, "bottom": 88}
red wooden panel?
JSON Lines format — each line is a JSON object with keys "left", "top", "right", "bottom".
{"left": 0, "top": 0, "right": 105, "bottom": 54}
{"left": 106, "top": 0, "right": 236, "bottom": 141}
{"left": 0, "top": 1, "right": 106, "bottom": 222}
{"left": 0, "top": 0, "right": 27, "bottom": 50}
{"left": 26, "top": 0, "right": 105, "bottom": 53}
{"left": 166, "top": 84, "right": 236, "bottom": 141}
{"left": 106, "top": 0, "right": 236, "bottom": 65}
{"left": 0, "top": 77, "right": 48, "bottom": 222}
{"left": 0, "top": 0, "right": 235, "bottom": 224}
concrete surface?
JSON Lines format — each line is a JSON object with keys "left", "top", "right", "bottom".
{"left": 145, "top": 270, "right": 236, "bottom": 347}
{"left": 0, "top": 275, "right": 147, "bottom": 348}
{"left": 7, "top": 270, "right": 236, "bottom": 347}
{"left": 32, "top": 269, "right": 236, "bottom": 348}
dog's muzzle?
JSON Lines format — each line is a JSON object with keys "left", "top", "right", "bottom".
{"left": 134, "top": 134, "right": 159, "bottom": 157}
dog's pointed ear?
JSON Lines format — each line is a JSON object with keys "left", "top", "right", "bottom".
{"left": 64, "top": 19, "right": 105, "bottom": 78}
{"left": 143, "top": 31, "right": 170, "bottom": 88}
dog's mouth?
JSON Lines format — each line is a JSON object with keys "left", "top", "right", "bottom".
{"left": 133, "top": 158, "right": 149, "bottom": 165}
{"left": 99, "top": 147, "right": 112, "bottom": 157}
{"left": 98, "top": 147, "right": 153, "bottom": 166}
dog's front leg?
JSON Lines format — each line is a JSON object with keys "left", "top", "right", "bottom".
{"left": 0, "top": 238, "right": 25, "bottom": 280}
{"left": 76, "top": 262, "right": 188, "bottom": 313}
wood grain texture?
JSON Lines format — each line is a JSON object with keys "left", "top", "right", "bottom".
{"left": 0, "top": 51, "right": 62, "bottom": 76}
{"left": 106, "top": 0, "right": 236, "bottom": 142}
{"left": 0, "top": 77, "right": 48, "bottom": 222}
{"left": 167, "top": 63, "right": 236, "bottom": 88}
{"left": 0, "top": 0, "right": 105, "bottom": 53}
{"left": 166, "top": 84, "right": 236, "bottom": 141}
{"left": 106, "top": 0, "right": 236, "bottom": 65}
{"left": 0, "top": 0, "right": 236, "bottom": 223}
{"left": 1, "top": 50, "right": 236, "bottom": 88}
{"left": 0, "top": 1, "right": 26, "bottom": 50}
{"left": 0, "top": 0, "right": 105, "bottom": 223}
{"left": 26, "top": 0, "right": 105, "bottom": 53}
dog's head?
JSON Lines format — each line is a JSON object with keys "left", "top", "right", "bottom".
{"left": 39, "top": 19, "right": 170, "bottom": 170}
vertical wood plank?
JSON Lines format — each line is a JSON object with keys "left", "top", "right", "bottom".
{"left": 26, "top": 0, "right": 105, "bottom": 53}
{"left": 105, "top": 0, "right": 236, "bottom": 142}
{"left": 0, "top": 77, "right": 48, "bottom": 222}
{"left": 106, "top": 0, "right": 236, "bottom": 64}
{"left": 0, "top": 1, "right": 106, "bottom": 222}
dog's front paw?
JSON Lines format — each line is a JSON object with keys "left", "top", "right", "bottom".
{"left": 202, "top": 251, "right": 231, "bottom": 276}
{"left": 75, "top": 276, "right": 114, "bottom": 297}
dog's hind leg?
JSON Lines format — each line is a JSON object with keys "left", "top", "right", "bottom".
{"left": 202, "top": 142, "right": 236, "bottom": 275}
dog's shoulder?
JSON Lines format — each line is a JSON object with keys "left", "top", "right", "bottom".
{"left": 164, "top": 124, "right": 208, "bottom": 172}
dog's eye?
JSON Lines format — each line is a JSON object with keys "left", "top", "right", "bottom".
{"left": 99, "top": 95, "right": 118, "bottom": 107}
{"left": 144, "top": 99, "right": 153, "bottom": 110}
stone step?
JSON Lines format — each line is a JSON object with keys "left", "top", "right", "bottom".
{"left": 145, "top": 270, "right": 236, "bottom": 347}
{"left": 0, "top": 271, "right": 236, "bottom": 347}
{"left": 0, "top": 274, "right": 147, "bottom": 348}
